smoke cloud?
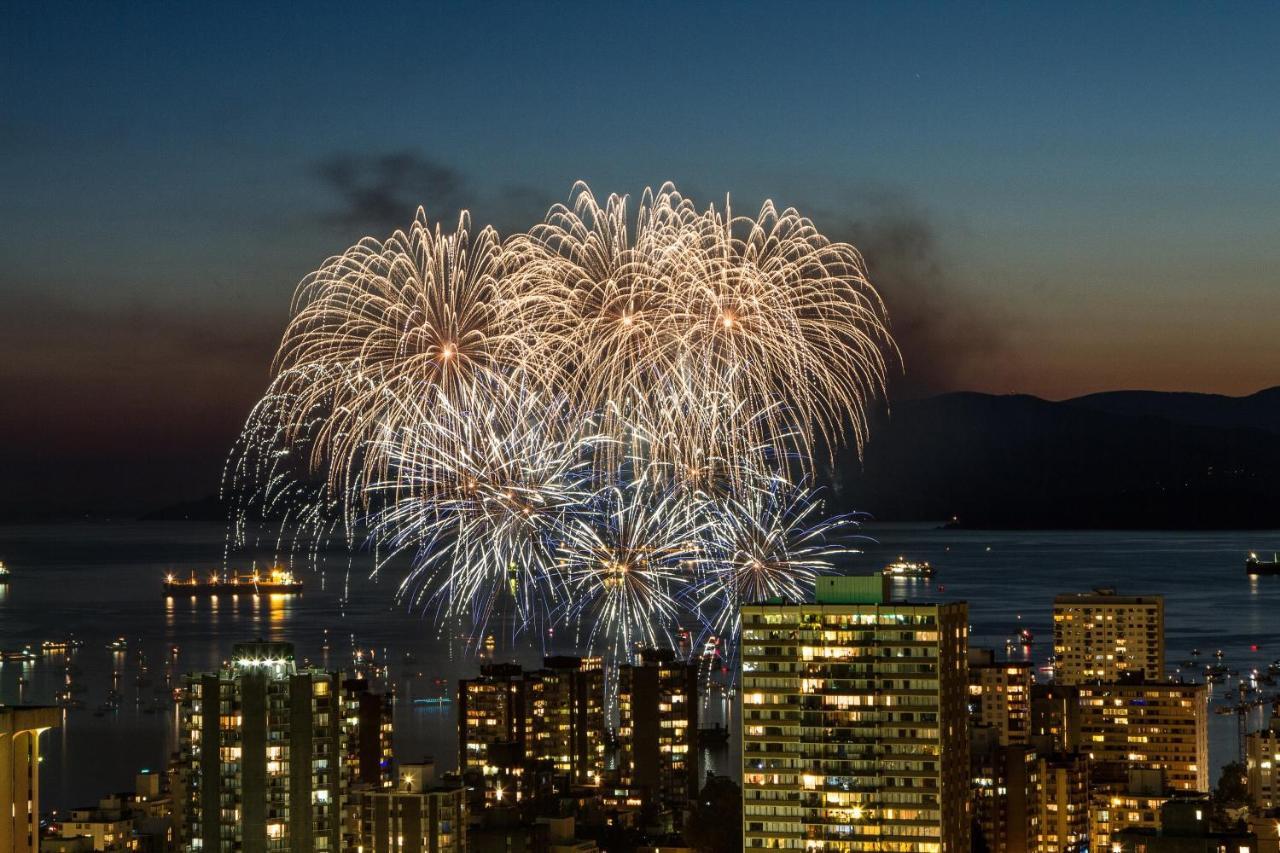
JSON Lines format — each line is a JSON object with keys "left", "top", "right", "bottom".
{"left": 313, "top": 150, "right": 555, "bottom": 236}
{"left": 818, "top": 194, "right": 1009, "bottom": 399}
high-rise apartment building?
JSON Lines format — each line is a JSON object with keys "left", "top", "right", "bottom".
{"left": 968, "top": 649, "right": 1033, "bottom": 746}
{"left": 350, "top": 761, "right": 466, "bottom": 853}
{"left": 740, "top": 575, "right": 970, "bottom": 853}
{"left": 617, "top": 648, "right": 697, "bottom": 814}
{"left": 526, "top": 656, "right": 605, "bottom": 785}
{"left": 342, "top": 677, "right": 394, "bottom": 789}
{"left": 1088, "top": 768, "right": 1173, "bottom": 853}
{"left": 1246, "top": 714, "right": 1280, "bottom": 809}
{"left": 1077, "top": 678, "right": 1208, "bottom": 792}
{"left": 458, "top": 662, "right": 527, "bottom": 789}
{"left": 1035, "top": 751, "right": 1090, "bottom": 853}
{"left": 177, "top": 641, "right": 349, "bottom": 851}
{"left": 971, "top": 739, "right": 1038, "bottom": 853}
{"left": 458, "top": 657, "right": 606, "bottom": 802}
{"left": 1052, "top": 590, "right": 1165, "bottom": 685}
{"left": 1029, "top": 684, "right": 1081, "bottom": 752}
{"left": 1, "top": 706, "right": 59, "bottom": 853}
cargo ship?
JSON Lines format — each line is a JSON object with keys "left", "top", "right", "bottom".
{"left": 1246, "top": 552, "right": 1280, "bottom": 576}
{"left": 883, "top": 557, "right": 935, "bottom": 578}
{"left": 163, "top": 566, "right": 303, "bottom": 595}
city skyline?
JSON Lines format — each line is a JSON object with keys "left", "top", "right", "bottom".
{"left": 1, "top": 4, "right": 1278, "bottom": 852}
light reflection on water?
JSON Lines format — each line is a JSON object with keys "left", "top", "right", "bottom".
{"left": 0, "top": 521, "right": 1276, "bottom": 809}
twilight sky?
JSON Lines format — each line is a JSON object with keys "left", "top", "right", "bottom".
{"left": 3, "top": 2, "right": 1278, "bottom": 514}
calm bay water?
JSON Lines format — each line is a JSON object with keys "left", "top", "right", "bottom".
{"left": 1, "top": 521, "right": 1277, "bottom": 811}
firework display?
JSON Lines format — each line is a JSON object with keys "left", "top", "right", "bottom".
{"left": 228, "top": 183, "right": 893, "bottom": 667}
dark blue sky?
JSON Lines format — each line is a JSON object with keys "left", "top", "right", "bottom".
{"left": 3, "top": 1, "right": 1278, "bottom": 511}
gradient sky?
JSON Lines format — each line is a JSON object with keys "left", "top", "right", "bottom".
{"left": 3, "top": 1, "right": 1278, "bottom": 513}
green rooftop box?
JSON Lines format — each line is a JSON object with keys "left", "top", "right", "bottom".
{"left": 815, "top": 574, "right": 890, "bottom": 605}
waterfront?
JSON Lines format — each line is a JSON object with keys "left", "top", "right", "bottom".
{"left": 0, "top": 520, "right": 1277, "bottom": 810}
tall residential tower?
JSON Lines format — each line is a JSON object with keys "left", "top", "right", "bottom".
{"left": 740, "top": 575, "right": 970, "bottom": 852}
{"left": 1052, "top": 590, "right": 1164, "bottom": 685}
{"left": 177, "top": 641, "right": 351, "bottom": 851}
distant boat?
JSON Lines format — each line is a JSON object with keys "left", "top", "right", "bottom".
{"left": 412, "top": 696, "right": 452, "bottom": 706}
{"left": 883, "top": 558, "right": 935, "bottom": 578}
{"left": 0, "top": 560, "right": 9, "bottom": 582}
{"left": 163, "top": 566, "right": 303, "bottom": 595}
{"left": 1246, "top": 552, "right": 1280, "bottom": 576}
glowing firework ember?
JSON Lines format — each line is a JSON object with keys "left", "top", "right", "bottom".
{"left": 228, "top": 182, "right": 894, "bottom": 666}
{"left": 696, "top": 478, "right": 863, "bottom": 650}
{"left": 367, "top": 385, "right": 599, "bottom": 643}
{"left": 560, "top": 468, "right": 708, "bottom": 663}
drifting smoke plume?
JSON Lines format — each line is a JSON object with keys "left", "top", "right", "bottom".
{"left": 820, "top": 193, "right": 1008, "bottom": 399}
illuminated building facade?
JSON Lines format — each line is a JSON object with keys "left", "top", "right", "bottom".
{"left": 1030, "top": 684, "right": 1081, "bottom": 752}
{"left": 1076, "top": 679, "right": 1208, "bottom": 792}
{"left": 458, "top": 663, "right": 527, "bottom": 798}
{"left": 1, "top": 706, "right": 60, "bottom": 853}
{"left": 1052, "top": 590, "right": 1165, "bottom": 685}
{"left": 1088, "top": 769, "right": 1172, "bottom": 853}
{"left": 177, "top": 641, "right": 348, "bottom": 851}
{"left": 617, "top": 648, "right": 697, "bottom": 815}
{"left": 526, "top": 656, "right": 605, "bottom": 785}
{"left": 968, "top": 649, "right": 1033, "bottom": 746}
{"left": 1246, "top": 715, "right": 1280, "bottom": 810}
{"left": 740, "top": 575, "right": 970, "bottom": 853}
{"left": 1036, "top": 751, "right": 1090, "bottom": 852}
{"left": 1114, "top": 797, "right": 1256, "bottom": 853}
{"left": 53, "top": 772, "right": 176, "bottom": 851}
{"left": 459, "top": 658, "right": 606, "bottom": 803}
{"left": 351, "top": 762, "right": 466, "bottom": 853}
{"left": 970, "top": 740, "right": 1038, "bottom": 853}
{"left": 342, "top": 678, "right": 394, "bottom": 789}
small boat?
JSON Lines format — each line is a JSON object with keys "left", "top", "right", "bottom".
{"left": 2, "top": 647, "right": 39, "bottom": 662}
{"left": 0, "top": 561, "right": 9, "bottom": 583}
{"left": 1247, "top": 553, "right": 1280, "bottom": 575}
{"left": 883, "top": 558, "right": 935, "bottom": 578}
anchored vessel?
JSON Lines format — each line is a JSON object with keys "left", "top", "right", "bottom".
{"left": 882, "top": 557, "right": 935, "bottom": 578}
{"left": 1246, "top": 552, "right": 1280, "bottom": 576}
{"left": 163, "top": 566, "right": 303, "bottom": 595}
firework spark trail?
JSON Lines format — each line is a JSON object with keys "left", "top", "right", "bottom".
{"left": 227, "top": 182, "right": 895, "bottom": 665}
{"left": 366, "top": 384, "right": 601, "bottom": 645}
{"left": 693, "top": 478, "right": 864, "bottom": 665}
{"left": 560, "top": 466, "right": 709, "bottom": 665}
{"left": 267, "top": 209, "right": 563, "bottom": 498}
{"left": 505, "top": 182, "right": 894, "bottom": 477}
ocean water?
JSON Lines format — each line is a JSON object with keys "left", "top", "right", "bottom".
{"left": 0, "top": 521, "right": 1277, "bottom": 811}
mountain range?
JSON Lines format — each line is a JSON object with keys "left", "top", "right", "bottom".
{"left": 830, "top": 386, "right": 1280, "bottom": 529}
